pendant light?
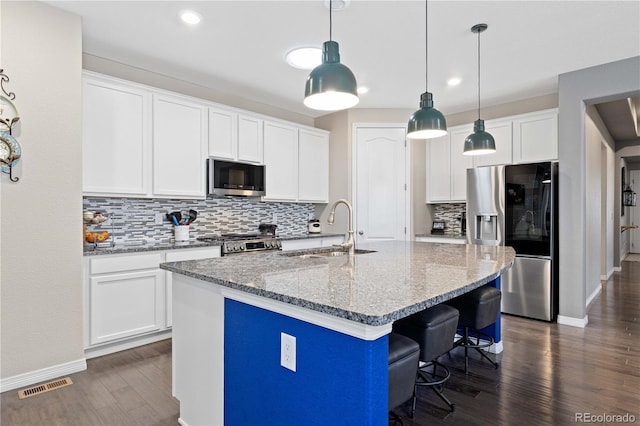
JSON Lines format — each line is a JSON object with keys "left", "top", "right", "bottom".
{"left": 463, "top": 23, "right": 496, "bottom": 155}
{"left": 304, "top": 0, "right": 359, "bottom": 111}
{"left": 407, "top": 0, "right": 447, "bottom": 139}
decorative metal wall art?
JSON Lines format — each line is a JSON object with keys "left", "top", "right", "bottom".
{"left": 1, "top": 69, "right": 21, "bottom": 182}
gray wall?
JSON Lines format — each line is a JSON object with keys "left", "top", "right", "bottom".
{"left": 1, "top": 1, "right": 85, "bottom": 382}
{"left": 558, "top": 56, "right": 640, "bottom": 324}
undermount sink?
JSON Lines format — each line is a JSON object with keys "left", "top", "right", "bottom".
{"left": 283, "top": 249, "right": 377, "bottom": 259}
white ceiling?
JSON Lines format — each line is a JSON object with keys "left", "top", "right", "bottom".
{"left": 46, "top": 1, "right": 640, "bottom": 120}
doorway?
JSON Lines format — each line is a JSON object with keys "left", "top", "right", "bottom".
{"left": 631, "top": 170, "right": 640, "bottom": 253}
{"left": 353, "top": 125, "right": 409, "bottom": 244}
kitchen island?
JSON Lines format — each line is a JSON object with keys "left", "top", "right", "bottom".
{"left": 161, "top": 240, "right": 515, "bottom": 426}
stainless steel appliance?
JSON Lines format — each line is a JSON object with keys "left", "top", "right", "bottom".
{"left": 197, "top": 233, "right": 282, "bottom": 256}
{"left": 207, "top": 159, "right": 265, "bottom": 197}
{"left": 466, "top": 162, "right": 558, "bottom": 321}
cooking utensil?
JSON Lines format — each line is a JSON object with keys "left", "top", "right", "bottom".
{"left": 185, "top": 209, "right": 198, "bottom": 225}
{"left": 166, "top": 212, "right": 180, "bottom": 226}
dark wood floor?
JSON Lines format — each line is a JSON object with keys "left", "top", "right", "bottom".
{"left": 2, "top": 261, "right": 639, "bottom": 426}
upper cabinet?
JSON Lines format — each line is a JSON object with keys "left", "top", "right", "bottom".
{"left": 152, "top": 94, "right": 207, "bottom": 198}
{"left": 512, "top": 109, "right": 558, "bottom": 164}
{"left": 208, "top": 107, "right": 263, "bottom": 164}
{"left": 82, "top": 74, "right": 152, "bottom": 196}
{"left": 426, "top": 108, "right": 558, "bottom": 203}
{"left": 263, "top": 122, "right": 330, "bottom": 203}
{"left": 83, "top": 72, "right": 329, "bottom": 202}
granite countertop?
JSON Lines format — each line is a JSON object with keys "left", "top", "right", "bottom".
{"left": 415, "top": 233, "right": 466, "bottom": 240}
{"left": 82, "top": 233, "right": 345, "bottom": 256}
{"left": 161, "top": 241, "right": 515, "bottom": 326}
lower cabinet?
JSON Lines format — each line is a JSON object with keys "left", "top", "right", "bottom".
{"left": 281, "top": 236, "right": 344, "bottom": 251}
{"left": 84, "top": 247, "right": 220, "bottom": 357}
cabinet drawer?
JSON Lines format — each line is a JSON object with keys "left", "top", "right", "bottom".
{"left": 166, "top": 247, "right": 220, "bottom": 262}
{"left": 90, "top": 253, "right": 163, "bottom": 274}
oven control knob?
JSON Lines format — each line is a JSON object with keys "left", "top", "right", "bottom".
{"left": 266, "top": 241, "right": 272, "bottom": 248}
{"left": 276, "top": 240, "right": 282, "bottom": 249}
{"left": 240, "top": 245, "right": 245, "bottom": 251}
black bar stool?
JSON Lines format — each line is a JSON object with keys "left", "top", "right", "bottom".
{"left": 446, "top": 285, "right": 501, "bottom": 374}
{"left": 388, "top": 332, "right": 420, "bottom": 424}
{"left": 392, "top": 304, "right": 460, "bottom": 415}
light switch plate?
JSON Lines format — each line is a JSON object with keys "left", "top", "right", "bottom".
{"left": 155, "top": 213, "right": 164, "bottom": 225}
{"left": 280, "top": 332, "right": 296, "bottom": 372}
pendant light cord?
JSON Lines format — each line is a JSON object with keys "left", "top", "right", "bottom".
{"left": 425, "top": 0, "right": 428, "bottom": 91}
{"left": 329, "top": 0, "right": 333, "bottom": 41}
{"left": 477, "top": 28, "right": 481, "bottom": 120}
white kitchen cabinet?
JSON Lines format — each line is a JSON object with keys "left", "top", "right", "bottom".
{"left": 449, "top": 126, "right": 475, "bottom": 201}
{"left": 153, "top": 94, "right": 208, "bottom": 198}
{"left": 165, "top": 247, "right": 221, "bottom": 327}
{"left": 512, "top": 109, "right": 558, "bottom": 163}
{"left": 87, "top": 253, "right": 165, "bottom": 346}
{"left": 298, "top": 129, "right": 329, "bottom": 203}
{"left": 472, "top": 119, "right": 513, "bottom": 167}
{"left": 426, "top": 134, "right": 451, "bottom": 203}
{"left": 208, "top": 108, "right": 264, "bottom": 164}
{"left": 416, "top": 236, "right": 466, "bottom": 244}
{"left": 263, "top": 121, "right": 299, "bottom": 201}
{"left": 82, "top": 73, "right": 152, "bottom": 196}
{"left": 281, "top": 236, "right": 344, "bottom": 251}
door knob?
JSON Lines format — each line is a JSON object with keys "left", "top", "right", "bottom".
{"left": 358, "top": 231, "right": 364, "bottom": 235}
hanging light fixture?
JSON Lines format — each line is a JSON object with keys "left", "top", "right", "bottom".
{"left": 304, "top": 0, "right": 359, "bottom": 111}
{"left": 623, "top": 185, "right": 637, "bottom": 207}
{"left": 407, "top": 0, "right": 447, "bottom": 139}
{"left": 463, "top": 23, "right": 496, "bottom": 155}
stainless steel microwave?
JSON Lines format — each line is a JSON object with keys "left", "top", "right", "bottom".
{"left": 207, "top": 159, "right": 265, "bottom": 197}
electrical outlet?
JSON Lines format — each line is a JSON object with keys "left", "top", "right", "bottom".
{"left": 308, "top": 212, "right": 315, "bottom": 220}
{"left": 280, "top": 332, "right": 296, "bottom": 372}
{"left": 155, "top": 213, "right": 164, "bottom": 225}
{"left": 272, "top": 213, "right": 278, "bottom": 224}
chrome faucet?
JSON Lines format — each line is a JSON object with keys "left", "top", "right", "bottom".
{"left": 327, "top": 198, "right": 355, "bottom": 255}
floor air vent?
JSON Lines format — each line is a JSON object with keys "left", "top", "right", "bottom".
{"left": 18, "top": 377, "right": 73, "bottom": 399}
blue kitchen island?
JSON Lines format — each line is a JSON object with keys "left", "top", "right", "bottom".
{"left": 161, "top": 240, "right": 515, "bottom": 426}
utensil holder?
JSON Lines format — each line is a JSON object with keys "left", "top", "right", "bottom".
{"left": 175, "top": 225, "right": 189, "bottom": 242}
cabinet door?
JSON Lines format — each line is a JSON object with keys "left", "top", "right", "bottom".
{"left": 208, "top": 106, "right": 238, "bottom": 160}
{"left": 426, "top": 134, "right": 451, "bottom": 202}
{"left": 153, "top": 94, "right": 207, "bottom": 198}
{"left": 263, "top": 121, "right": 298, "bottom": 201}
{"left": 281, "top": 239, "right": 323, "bottom": 251}
{"left": 82, "top": 75, "right": 151, "bottom": 196}
{"left": 238, "top": 114, "right": 264, "bottom": 164}
{"left": 512, "top": 109, "right": 558, "bottom": 163}
{"left": 473, "top": 119, "right": 513, "bottom": 167}
{"left": 89, "top": 269, "right": 164, "bottom": 345}
{"left": 449, "top": 126, "right": 474, "bottom": 202}
{"left": 165, "top": 247, "right": 221, "bottom": 327}
{"left": 298, "top": 129, "right": 329, "bottom": 203}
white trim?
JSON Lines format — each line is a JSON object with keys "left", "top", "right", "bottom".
{"left": 0, "top": 358, "right": 87, "bottom": 393}
{"left": 351, "top": 123, "right": 411, "bottom": 241}
{"left": 221, "top": 287, "right": 392, "bottom": 341}
{"left": 84, "top": 329, "right": 172, "bottom": 359}
{"left": 557, "top": 314, "right": 588, "bottom": 328}
{"left": 614, "top": 266, "right": 622, "bottom": 272}
{"left": 586, "top": 284, "right": 602, "bottom": 308}
{"left": 600, "top": 267, "right": 614, "bottom": 281}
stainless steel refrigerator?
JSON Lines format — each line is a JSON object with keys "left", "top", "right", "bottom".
{"left": 466, "top": 162, "right": 558, "bottom": 321}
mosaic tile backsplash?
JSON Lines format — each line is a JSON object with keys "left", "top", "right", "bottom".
{"left": 432, "top": 203, "right": 466, "bottom": 236}
{"left": 83, "top": 197, "right": 316, "bottom": 242}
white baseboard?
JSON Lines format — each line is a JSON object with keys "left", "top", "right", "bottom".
{"left": 85, "top": 330, "right": 172, "bottom": 359}
{"left": 557, "top": 315, "right": 588, "bottom": 328}
{"left": 586, "top": 284, "right": 602, "bottom": 308}
{"left": 0, "top": 358, "right": 87, "bottom": 393}
{"left": 614, "top": 266, "right": 622, "bottom": 272}
{"left": 600, "top": 267, "right": 615, "bottom": 281}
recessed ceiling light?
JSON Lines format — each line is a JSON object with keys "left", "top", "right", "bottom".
{"left": 285, "top": 47, "right": 322, "bottom": 70}
{"left": 181, "top": 11, "right": 201, "bottom": 25}
{"left": 324, "top": 0, "right": 351, "bottom": 11}
{"left": 357, "top": 86, "right": 369, "bottom": 94}
{"left": 447, "top": 77, "right": 462, "bottom": 86}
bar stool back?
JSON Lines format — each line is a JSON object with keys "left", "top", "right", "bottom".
{"left": 388, "top": 332, "right": 420, "bottom": 424}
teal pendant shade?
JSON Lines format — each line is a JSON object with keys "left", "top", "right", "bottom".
{"left": 463, "top": 119, "right": 496, "bottom": 155}
{"left": 407, "top": 92, "right": 447, "bottom": 139}
{"left": 304, "top": 41, "right": 359, "bottom": 111}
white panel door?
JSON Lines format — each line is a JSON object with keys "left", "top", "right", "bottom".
{"left": 82, "top": 74, "right": 152, "bottom": 196}
{"left": 298, "top": 129, "right": 329, "bottom": 203}
{"left": 263, "top": 121, "right": 298, "bottom": 201}
{"left": 153, "top": 94, "right": 207, "bottom": 198}
{"left": 449, "top": 125, "right": 474, "bottom": 201}
{"left": 237, "top": 114, "right": 264, "bottom": 164}
{"left": 426, "top": 133, "right": 451, "bottom": 202}
{"left": 631, "top": 170, "right": 640, "bottom": 254}
{"left": 355, "top": 127, "right": 407, "bottom": 243}
{"left": 513, "top": 109, "right": 558, "bottom": 163}
{"left": 208, "top": 106, "right": 238, "bottom": 160}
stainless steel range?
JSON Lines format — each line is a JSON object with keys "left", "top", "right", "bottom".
{"left": 198, "top": 233, "right": 282, "bottom": 256}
